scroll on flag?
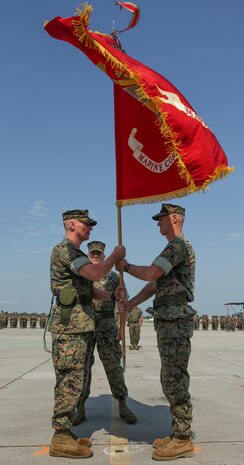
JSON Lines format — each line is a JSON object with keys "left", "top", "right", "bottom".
{"left": 44, "top": 3, "right": 233, "bottom": 206}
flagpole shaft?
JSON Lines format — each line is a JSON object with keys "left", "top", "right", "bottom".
{"left": 117, "top": 205, "right": 126, "bottom": 372}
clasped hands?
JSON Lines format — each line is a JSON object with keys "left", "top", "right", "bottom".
{"left": 113, "top": 285, "right": 130, "bottom": 313}
{"left": 113, "top": 251, "right": 132, "bottom": 326}
{"left": 115, "top": 288, "right": 131, "bottom": 342}
{"left": 115, "top": 258, "right": 128, "bottom": 273}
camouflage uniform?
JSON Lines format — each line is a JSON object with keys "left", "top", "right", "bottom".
{"left": 0, "top": 311, "right": 4, "bottom": 329}
{"left": 151, "top": 232, "right": 196, "bottom": 439}
{"left": 114, "top": 303, "right": 120, "bottom": 328}
{"left": 39, "top": 313, "right": 47, "bottom": 329}
{"left": 79, "top": 271, "right": 128, "bottom": 402}
{"left": 22, "top": 314, "right": 28, "bottom": 328}
{"left": 237, "top": 316, "right": 244, "bottom": 330}
{"left": 220, "top": 315, "right": 226, "bottom": 330}
{"left": 49, "top": 236, "right": 95, "bottom": 431}
{"left": 226, "top": 316, "right": 236, "bottom": 331}
{"left": 211, "top": 315, "right": 219, "bottom": 330}
{"left": 19, "top": 313, "right": 24, "bottom": 328}
{"left": 201, "top": 314, "right": 209, "bottom": 330}
{"left": 127, "top": 306, "right": 143, "bottom": 348}
{"left": 10, "top": 313, "right": 18, "bottom": 328}
{"left": 30, "top": 313, "right": 38, "bottom": 328}
{"left": 3, "top": 313, "right": 9, "bottom": 328}
{"left": 193, "top": 314, "right": 200, "bottom": 330}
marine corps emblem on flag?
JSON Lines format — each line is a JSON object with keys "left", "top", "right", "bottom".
{"left": 45, "top": 3, "right": 233, "bottom": 206}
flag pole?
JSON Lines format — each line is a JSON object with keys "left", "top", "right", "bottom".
{"left": 117, "top": 205, "right": 126, "bottom": 372}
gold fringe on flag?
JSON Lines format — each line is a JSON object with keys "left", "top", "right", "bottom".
{"left": 72, "top": 3, "right": 233, "bottom": 206}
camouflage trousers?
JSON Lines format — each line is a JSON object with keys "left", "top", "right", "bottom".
{"left": 155, "top": 317, "right": 194, "bottom": 439}
{"left": 79, "top": 318, "right": 127, "bottom": 403}
{"left": 129, "top": 322, "right": 141, "bottom": 346}
{"left": 51, "top": 331, "right": 94, "bottom": 430}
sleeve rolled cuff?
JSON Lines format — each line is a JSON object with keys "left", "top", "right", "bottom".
{"left": 152, "top": 256, "right": 173, "bottom": 275}
{"left": 70, "top": 256, "right": 90, "bottom": 275}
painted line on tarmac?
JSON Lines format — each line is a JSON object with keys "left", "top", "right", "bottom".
{"left": 199, "top": 351, "right": 244, "bottom": 368}
{"left": 0, "top": 358, "right": 52, "bottom": 390}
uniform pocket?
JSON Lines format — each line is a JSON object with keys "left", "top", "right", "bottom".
{"left": 52, "top": 335, "right": 81, "bottom": 371}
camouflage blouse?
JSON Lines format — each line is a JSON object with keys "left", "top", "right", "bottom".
{"left": 49, "top": 237, "right": 95, "bottom": 334}
{"left": 152, "top": 233, "right": 196, "bottom": 320}
{"left": 127, "top": 306, "right": 143, "bottom": 324}
{"left": 93, "top": 271, "right": 119, "bottom": 314}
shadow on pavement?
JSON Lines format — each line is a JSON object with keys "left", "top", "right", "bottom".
{"left": 72, "top": 394, "right": 172, "bottom": 443}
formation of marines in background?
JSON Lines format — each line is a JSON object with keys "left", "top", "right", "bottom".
{"left": 193, "top": 314, "right": 244, "bottom": 331}
{"left": 1, "top": 311, "right": 243, "bottom": 331}
{"left": 0, "top": 311, "right": 47, "bottom": 329}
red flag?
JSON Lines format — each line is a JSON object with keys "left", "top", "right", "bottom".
{"left": 44, "top": 4, "right": 233, "bottom": 206}
{"left": 113, "top": 2, "right": 140, "bottom": 34}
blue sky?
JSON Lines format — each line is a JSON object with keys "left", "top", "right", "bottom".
{"left": 1, "top": 0, "right": 244, "bottom": 316}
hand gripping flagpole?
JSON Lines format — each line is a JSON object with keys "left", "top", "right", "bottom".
{"left": 117, "top": 205, "right": 126, "bottom": 372}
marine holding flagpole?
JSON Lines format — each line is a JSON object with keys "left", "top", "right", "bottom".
{"left": 48, "top": 209, "right": 127, "bottom": 459}
{"left": 116, "top": 203, "right": 197, "bottom": 461}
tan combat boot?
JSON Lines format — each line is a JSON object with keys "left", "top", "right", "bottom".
{"left": 71, "top": 404, "right": 86, "bottom": 426}
{"left": 49, "top": 430, "right": 93, "bottom": 458}
{"left": 152, "top": 437, "right": 194, "bottom": 461}
{"left": 153, "top": 436, "right": 172, "bottom": 449}
{"left": 119, "top": 399, "right": 137, "bottom": 424}
{"left": 70, "top": 432, "right": 92, "bottom": 447}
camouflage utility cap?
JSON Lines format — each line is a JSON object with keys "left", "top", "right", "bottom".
{"left": 62, "top": 209, "right": 97, "bottom": 226}
{"left": 88, "top": 241, "right": 105, "bottom": 253}
{"left": 152, "top": 203, "right": 185, "bottom": 220}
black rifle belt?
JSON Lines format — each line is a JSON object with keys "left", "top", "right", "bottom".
{"left": 95, "top": 311, "right": 114, "bottom": 320}
{"left": 153, "top": 296, "right": 188, "bottom": 306}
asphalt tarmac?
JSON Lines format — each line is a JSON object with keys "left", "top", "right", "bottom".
{"left": 0, "top": 323, "right": 243, "bottom": 465}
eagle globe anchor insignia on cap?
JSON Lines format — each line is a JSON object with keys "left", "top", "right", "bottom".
{"left": 62, "top": 209, "right": 97, "bottom": 226}
{"left": 152, "top": 203, "right": 185, "bottom": 221}
{"left": 87, "top": 241, "right": 105, "bottom": 253}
